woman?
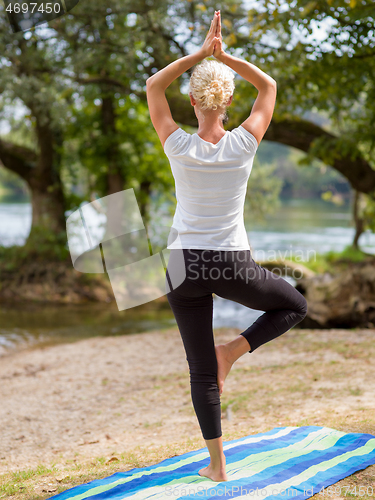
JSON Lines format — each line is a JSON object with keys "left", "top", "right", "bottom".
{"left": 146, "top": 11, "right": 307, "bottom": 482}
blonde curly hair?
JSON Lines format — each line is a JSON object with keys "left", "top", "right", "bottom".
{"left": 189, "top": 59, "right": 235, "bottom": 116}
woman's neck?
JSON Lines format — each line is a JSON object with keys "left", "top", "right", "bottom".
{"left": 197, "top": 121, "right": 225, "bottom": 138}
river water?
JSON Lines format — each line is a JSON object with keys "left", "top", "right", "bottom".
{"left": 1, "top": 198, "right": 374, "bottom": 355}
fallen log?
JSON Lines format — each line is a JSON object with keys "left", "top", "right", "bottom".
{"left": 296, "top": 258, "right": 375, "bottom": 328}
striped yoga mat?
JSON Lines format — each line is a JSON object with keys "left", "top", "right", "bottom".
{"left": 50, "top": 425, "right": 375, "bottom": 499}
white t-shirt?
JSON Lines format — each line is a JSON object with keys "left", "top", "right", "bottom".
{"left": 163, "top": 125, "right": 258, "bottom": 251}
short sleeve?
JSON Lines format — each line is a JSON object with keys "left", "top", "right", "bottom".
{"left": 163, "top": 128, "right": 189, "bottom": 157}
{"left": 236, "top": 126, "right": 259, "bottom": 156}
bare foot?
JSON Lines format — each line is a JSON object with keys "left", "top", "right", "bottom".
{"left": 215, "top": 344, "right": 234, "bottom": 396}
{"left": 199, "top": 463, "right": 228, "bottom": 482}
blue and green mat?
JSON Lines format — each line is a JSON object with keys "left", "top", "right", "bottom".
{"left": 50, "top": 425, "right": 375, "bottom": 499}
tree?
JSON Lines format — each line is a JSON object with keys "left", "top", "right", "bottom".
{"left": 0, "top": 17, "right": 71, "bottom": 247}
{"left": 2, "top": 0, "right": 374, "bottom": 253}
{"left": 225, "top": 0, "right": 375, "bottom": 199}
{"left": 51, "top": 0, "right": 187, "bottom": 234}
{"left": 10, "top": 0, "right": 246, "bottom": 237}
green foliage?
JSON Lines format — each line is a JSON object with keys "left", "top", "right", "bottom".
{"left": 0, "top": 226, "right": 69, "bottom": 270}
{"left": 362, "top": 195, "right": 375, "bottom": 233}
{"left": 291, "top": 244, "right": 369, "bottom": 274}
{"left": 241, "top": 0, "right": 375, "bottom": 165}
{"left": 63, "top": 190, "right": 88, "bottom": 215}
{"left": 324, "top": 245, "right": 367, "bottom": 264}
{"left": 63, "top": 93, "right": 175, "bottom": 210}
{"left": 0, "top": 113, "right": 36, "bottom": 151}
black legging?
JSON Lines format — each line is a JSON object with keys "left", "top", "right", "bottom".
{"left": 165, "top": 248, "right": 307, "bottom": 441}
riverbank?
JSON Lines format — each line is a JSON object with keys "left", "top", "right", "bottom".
{"left": 1, "top": 326, "right": 374, "bottom": 499}
{"left": 0, "top": 240, "right": 373, "bottom": 305}
{"left": 0, "top": 259, "right": 116, "bottom": 304}
{"left": 0, "top": 256, "right": 361, "bottom": 306}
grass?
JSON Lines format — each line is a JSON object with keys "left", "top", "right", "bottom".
{"left": 287, "top": 244, "right": 372, "bottom": 274}
{"left": 0, "top": 440, "right": 208, "bottom": 500}
{"left": 1, "top": 412, "right": 374, "bottom": 500}
{"left": 0, "top": 227, "right": 70, "bottom": 272}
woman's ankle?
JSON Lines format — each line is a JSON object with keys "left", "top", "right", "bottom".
{"left": 225, "top": 335, "right": 251, "bottom": 364}
{"left": 210, "top": 454, "right": 226, "bottom": 470}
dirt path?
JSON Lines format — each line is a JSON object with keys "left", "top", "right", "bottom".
{"left": 0, "top": 326, "right": 374, "bottom": 480}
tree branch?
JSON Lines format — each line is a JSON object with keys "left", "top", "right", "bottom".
{"left": 0, "top": 140, "right": 37, "bottom": 181}
{"left": 264, "top": 118, "right": 375, "bottom": 194}
{"left": 75, "top": 76, "right": 131, "bottom": 90}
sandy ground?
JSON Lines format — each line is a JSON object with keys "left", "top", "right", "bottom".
{"left": 0, "top": 326, "right": 375, "bottom": 477}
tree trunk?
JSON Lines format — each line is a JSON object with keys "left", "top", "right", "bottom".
{"left": 100, "top": 93, "right": 128, "bottom": 241}
{"left": 28, "top": 181, "right": 66, "bottom": 237}
{"left": 27, "top": 122, "right": 66, "bottom": 244}
{"left": 138, "top": 180, "right": 152, "bottom": 227}
{"left": 101, "top": 94, "right": 124, "bottom": 196}
{"left": 352, "top": 190, "right": 365, "bottom": 250}
{"left": 0, "top": 120, "right": 67, "bottom": 248}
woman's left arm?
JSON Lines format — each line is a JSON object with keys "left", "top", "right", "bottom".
{"left": 146, "top": 11, "right": 220, "bottom": 148}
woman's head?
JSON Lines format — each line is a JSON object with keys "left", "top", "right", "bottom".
{"left": 189, "top": 58, "right": 235, "bottom": 123}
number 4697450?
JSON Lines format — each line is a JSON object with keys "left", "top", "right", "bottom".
{"left": 319, "top": 485, "right": 374, "bottom": 497}
{"left": 6, "top": 3, "right": 61, "bottom": 13}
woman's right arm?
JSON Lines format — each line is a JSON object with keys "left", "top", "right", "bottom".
{"left": 218, "top": 53, "right": 277, "bottom": 148}
{"left": 214, "top": 13, "right": 276, "bottom": 147}
{"left": 217, "top": 52, "right": 276, "bottom": 90}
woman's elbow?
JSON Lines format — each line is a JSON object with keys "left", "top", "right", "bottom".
{"left": 146, "top": 75, "right": 158, "bottom": 87}
{"left": 269, "top": 78, "right": 277, "bottom": 88}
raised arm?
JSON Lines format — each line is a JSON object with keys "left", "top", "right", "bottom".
{"left": 214, "top": 12, "right": 276, "bottom": 147}
{"left": 146, "top": 11, "right": 222, "bottom": 148}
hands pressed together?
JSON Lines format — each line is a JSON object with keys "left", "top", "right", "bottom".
{"left": 200, "top": 10, "right": 225, "bottom": 60}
